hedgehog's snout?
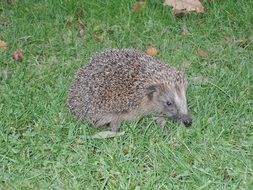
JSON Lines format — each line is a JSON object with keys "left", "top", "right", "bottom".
{"left": 171, "top": 114, "right": 192, "bottom": 127}
{"left": 181, "top": 114, "right": 192, "bottom": 127}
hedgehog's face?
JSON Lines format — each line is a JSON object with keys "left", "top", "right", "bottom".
{"left": 147, "top": 83, "right": 192, "bottom": 127}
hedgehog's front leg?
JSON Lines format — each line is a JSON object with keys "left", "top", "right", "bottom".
{"left": 110, "top": 120, "right": 121, "bottom": 132}
{"left": 93, "top": 117, "right": 109, "bottom": 129}
{"left": 155, "top": 116, "right": 170, "bottom": 130}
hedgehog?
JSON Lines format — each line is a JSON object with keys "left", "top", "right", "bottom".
{"left": 68, "top": 49, "right": 192, "bottom": 132}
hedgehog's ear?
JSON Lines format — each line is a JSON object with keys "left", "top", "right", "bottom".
{"left": 146, "top": 85, "right": 159, "bottom": 100}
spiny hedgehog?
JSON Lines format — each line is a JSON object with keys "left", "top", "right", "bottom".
{"left": 68, "top": 49, "right": 192, "bottom": 132}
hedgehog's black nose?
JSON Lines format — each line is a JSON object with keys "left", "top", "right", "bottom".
{"left": 183, "top": 119, "right": 192, "bottom": 127}
{"left": 181, "top": 115, "right": 192, "bottom": 127}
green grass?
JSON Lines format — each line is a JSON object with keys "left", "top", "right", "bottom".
{"left": 0, "top": 0, "right": 253, "bottom": 189}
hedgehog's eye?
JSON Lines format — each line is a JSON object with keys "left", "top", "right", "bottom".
{"left": 166, "top": 101, "right": 172, "bottom": 106}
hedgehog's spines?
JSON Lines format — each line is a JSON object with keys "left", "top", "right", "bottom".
{"left": 68, "top": 48, "right": 187, "bottom": 127}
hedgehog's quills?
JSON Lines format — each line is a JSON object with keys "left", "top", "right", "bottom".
{"left": 68, "top": 49, "right": 192, "bottom": 132}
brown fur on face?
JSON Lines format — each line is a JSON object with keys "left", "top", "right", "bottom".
{"left": 68, "top": 49, "right": 192, "bottom": 131}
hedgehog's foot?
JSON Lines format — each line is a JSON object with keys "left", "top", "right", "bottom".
{"left": 93, "top": 123, "right": 105, "bottom": 128}
{"left": 155, "top": 116, "right": 170, "bottom": 130}
{"left": 93, "top": 117, "right": 110, "bottom": 129}
{"left": 93, "top": 122, "right": 107, "bottom": 129}
{"left": 110, "top": 120, "right": 121, "bottom": 132}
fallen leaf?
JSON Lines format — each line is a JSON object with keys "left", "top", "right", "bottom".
{"left": 0, "top": 39, "right": 8, "bottom": 49}
{"left": 224, "top": 36, "right": 250, "bottom": 47}
{"left": 88, "top": 131, "right": 126, "bottom": 139}
{"left": 77, "top": 22, "right": 87, "bottom": 37}
{"left": 92, "top": 35, "right": 104, "bottom": 42}
{"left": 77, "top": 22, "right": 87, "bottom": 31}
{"left": 235, "top": 39, "right": 250, "bottom": 48}
{"left": 181, "top": 28, "right": 191, "bottom": 35}
{"left": 13, "top": 50, "right": 23, "bottom": 62}
{"left": 146, "top": 47, "right": 158, "bottom": 57}
{"left": 164, "top": 0, "right": 205, "bottom": 16}
{"left": 224, "top": 36, "right": 233, "bottom": 43}
{"left": 197, "top": 49, "right": 208, "bottom": 59}
{"left": 133, "top": 2, "right": 145, "bottom": 15}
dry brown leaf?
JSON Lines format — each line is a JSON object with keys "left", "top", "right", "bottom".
{"left": 224, "top": 36, "right": 233, "bottom": 43}
{"left": 133, "top": 2, "right": 145, "bottom": 15}
{"left": 164, "top": 0, "right": 204, "bottom": 16}
{"left": 0, "top": 40, "right": 8, "bottom": 49}
{"left": 181, "top": 28, "right": 191, "bottom": 36}
{"left": 77, "top": 22, "right": 87, "bottom": 31}
{"left": 146, "top": 47, "right": 158, "bottom": 57}
{"left": 13, "top": 50, "right": 23, "bottom": 62}
{"left": 92, "top": 35, "right": 103, "bottom": 42}
{"left": 77, "top": 22, "right": 87, "bottom": 37}
{"left": 224, "top": 36, "right": 250, "bottom": 47}
{"left": 197, "top": 49, "right": 208, "bottom": 59}
{"left": 235, "top": 39, "right": 249, "bottom": 47}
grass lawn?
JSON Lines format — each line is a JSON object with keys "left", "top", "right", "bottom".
{"left": 1, "top": 0, "right": 253, "bottom": 189}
